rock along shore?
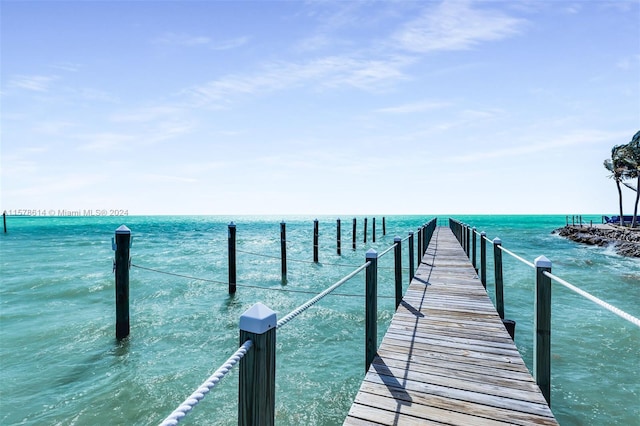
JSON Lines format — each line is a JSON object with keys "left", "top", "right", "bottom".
{"left": 553, "top": 225, "right": 640, "bottom": 258}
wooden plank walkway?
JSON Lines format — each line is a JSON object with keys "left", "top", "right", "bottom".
{"left": 344, "top": 226, "right": 558, "bottom": 425}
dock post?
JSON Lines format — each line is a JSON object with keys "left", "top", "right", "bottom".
{"left": 337, "top": 218, "right": 341, "bottom": 256}
{"left": 313, "top": 219, "right": 319, "bottom": 263}
{"left": 394, "top": 237, "right": 402, "bottom": 309}
{"left": 472, "top": 227, "right": 477, "bottom": 272}
{"left": 114, "top": 225, "right": 131, "bottom": 340}
{"left": 382, "top": 217, "right": 386, "bottom": 236}
{"left": 280, "top": 221, "right": 287, "bottom": 283}
{"left": 238, "top": 302, "right": 276, "bottom": 426}
{"left": 3, "top": 211, "right": 6, "bottom": 233}
{"left": 364, "top": 218, "right": 368, "bottom": 243}
{"left": 228, "top": 222, "right": 237, "bottom": 294}
{"left": 408, "top": 231, "right": 415, "bottom": 282}
{"left": 352, "top": 218, "right": 357, "bottom": 250}
{"left": 534, "top": 255, "right": 552, "bottom": 406}
{"left": 465, "top": 225, "right": 471, "bottom": 258}
{"left": 365, "top": 249, "right": 378, "bottom": 372}
{"left": 372, "top": 217, "right": 376, "bottom": 242}
{"left": 422, "top": 224, "right": 428, "bottom": 256}
{"left": 493, "top": 238, "right": 505, "bottom": 319}
{"left": 417, "top": 227, "right": 423, "bottom": 263}
{"left": 480, "top": 231, "right": 487, "bottom": 289}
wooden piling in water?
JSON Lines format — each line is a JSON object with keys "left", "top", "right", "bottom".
{"left": 337, "top": 218, "right": 341, "bottom": 256}
{"left": 228, "top": 222, "right": 237, "bottom": 294}
{"left": 3, "top": 211, "right": 6, "bottom": 233}
{"left": 372, "top": 217, "right": 376, "bottom": 242}
{"left": 238, "top": 303, "right": 276, "bottom": 426}
{"left": 313, "top": 219, "right": 319, "bottom": 263}
{"left": 352, "top": 218, "right": 356, "bottom": 250}
{"left": 364, "top": 218, "right": 368, "bottom": 243}
{"left": 382, "top": 217, "right": 386, "bottom": 235}
{"left": 280, "top": 222, "right": 287, "bottom": 283}
{"left": 114, "top": 225, "right": 131, "bottom": 340}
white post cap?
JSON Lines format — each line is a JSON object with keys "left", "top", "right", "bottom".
{"left": 366, "top": 248, "right": 377, "bottom": 259}
{"left": 228, "top": 221, "right": 236, "bottom": 227}
{"left": 493, "top": 237, "right": 502, "bottom": 245}
{"left": 394, "top": 236, "right": 401, "bottom": 242}
{"left": 239, "top": 302, "right": 277, "bottom": 334}
{"left": 115, "top": 225, "right": 131, "bottom": 234}
{"left": 534, "top": 255, "right": 552, "bottom": 268}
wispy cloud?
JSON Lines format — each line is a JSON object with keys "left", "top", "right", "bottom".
{"left": 77, "top": 132, "right": 136, "bottom": 152}
{"left": 186, "top": 54, "right": 411, "bottom": 106}
{"left": 376, "top": 100, "right": 452, "bottom": 114}
{"left": 393, "top": 0, "right": 525, "bottom": 53}
{"left": 211, "top": 36, "right": 249, "bottom": 50}
{"left": 154, "top": 32, "right": 211, "bottom": 46}
{"left": 9, "top": 75, "right": 58, "bottom": 92}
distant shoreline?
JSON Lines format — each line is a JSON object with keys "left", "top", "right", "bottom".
{"left": 553, "top": 225, "right": 640, "bottom": 258}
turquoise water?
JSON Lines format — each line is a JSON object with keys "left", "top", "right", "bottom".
{"left": 1, "top": 215, "right": 638, "bottom": 425}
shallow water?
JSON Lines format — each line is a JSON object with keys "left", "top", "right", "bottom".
{"left": 1, "top": 215, "right": 638, "bottom": 425}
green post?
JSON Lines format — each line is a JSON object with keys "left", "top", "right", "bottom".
{"left": 534, "top": 255, "right": 552, "bottom": 406}
{"left": 364, "top": 218, "right": 368, "bottom": 243}
{"left": 393, "top": 237, "right": 402, "bottom": 309}
{"left": 480, "top": 231, "right": 487, "bottom": 289}
{"left": 365, "top": 249, "right": 378, "bottom": 372}
{"left": 352, "top": 218, "right": 356, "bottom": 250}
{"left": 280, "top": 221, "right": 287, "bottom": 283}
{"left": 114, "top": 225, "right": 131, "bottom": 340}
{"left": 493, "top": 238, "right": 504, "bottom": 318}
{"left": 337, "top": 218, "right": 341, "bottom": 256}
{"left": 238, "top": 302, "right": 276, "bottom": 426}
{"left": 313, "top": 219, "right": 319, "bottom": 263}
{"left": 228, "top": 222, "right": 237, "bottom": 294}
{"left": 408, "top": 231, "right": 415, "bottom": 282}
{"left": 372, "top": 217, "right": 376, "bottom": 242}
{"left": 472, "top": 227, "right": 477, "bottom": 273}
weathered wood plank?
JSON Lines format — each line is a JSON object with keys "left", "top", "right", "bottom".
{"left": 344, "top": 226, "right": 558, "bottom": 426}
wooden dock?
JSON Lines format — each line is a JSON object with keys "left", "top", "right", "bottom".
{"left": 344, "top": 226, "right": 558, "bottom": 425}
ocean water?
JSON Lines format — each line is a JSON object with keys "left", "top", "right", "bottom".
{"left": 0, "top": 215, "right": 638, "bottom": 425}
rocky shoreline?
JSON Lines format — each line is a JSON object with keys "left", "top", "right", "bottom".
{"left": 553, "top": 225, "right": 640, "bottom": 258}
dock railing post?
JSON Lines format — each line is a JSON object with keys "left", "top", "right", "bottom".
{"left": 337, "top": 218, "right": 341, "bottom": 256}
{"left": 313, "top": 219, "right": 319, "bottom": 263}
{"left": 493, "top": 238, "right": 504, "bottom": 318}
{"left": 352, "top": 218, "right": 357, "bottom": 250}
{"left": 238, "top": 302, "right": 276, "bottom": 426}
{"left": 228, "top": 222, "right": 237, "bottom": 294}
{"left": 280, "top": 221, "right": 287, "bottom": 283}
{"left": 393, "top": 236, "right": 402, "bottom": 309}
{"left": 422, "top": 224, "right": 427, "bottom": 256}
{"left": 464, "top": 224, "right": 470, "bottom": 256}
{"left": 114, "top": 225, "right": 131, "bottom": 340}
{"left": 3, "top": 211, "right": 6, "bottom": 233}
{"left": 480, "top": 231, "right": 487, "bottom": 289}
{"left": 534, "top": 255, "right": 552, "bottom": 406}
{"left": 417, "top": 227, "right": 423, "bottom": 263}
{"left": 472, "top": 227, "right": 477, "bottom": 272}
{"left": 382, "top": 217, "right": 386, "bottom": 236}
{"left": 408, "top": 231, "right": 415, "bottom": 282}
{"left": 365, "top": 249, "right": 378, "bottom": 372}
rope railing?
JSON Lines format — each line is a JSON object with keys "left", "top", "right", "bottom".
{"left": 498, "top": 245, "right": 535, "bottom": 268}
{"left": 277, "top": 262, "right": 370, "bottom": 329}
{"left": 131, "top": 262, "right": 395, "bottom": 299}
{"left": 159, "top": 339, "right": 253, "bottom": 426}
{"left": 544, "top": 271, "right": 640, "bottom": 328}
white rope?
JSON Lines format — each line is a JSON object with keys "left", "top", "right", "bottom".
{"left": 159, "top": 339, "right": 253, "bottom": 426}
{"left": 277, "top": 262, "right": 369, "bottom": 329}
{"left": 544, "top": 271, "right": 640, "bottom": 328}
{"left": 499, "top": 245, "right": 535, "bottom": 268}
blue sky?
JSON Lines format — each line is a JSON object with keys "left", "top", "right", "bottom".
{"left": 1, "top": 0, "right": 638, "bottom": 215}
